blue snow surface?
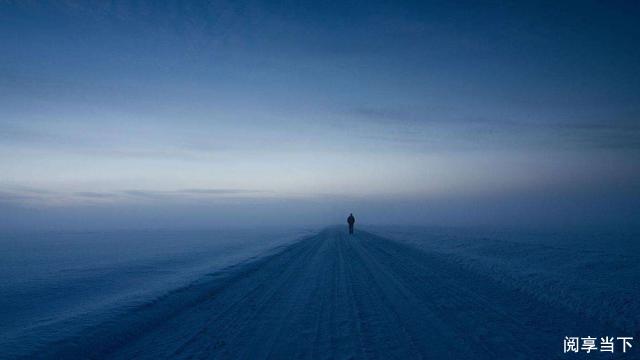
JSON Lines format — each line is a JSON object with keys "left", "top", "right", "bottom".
{"left": 1, "top": 226, "right": 638, "bottom": 359}
{"left": 0, "top": 227, "right": 316, "bottom": 358}
{"left": 370, "top": 226, "right": 640, "bottom": 333}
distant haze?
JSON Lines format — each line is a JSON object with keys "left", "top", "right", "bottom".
{"left": 1, "top": 1, "right": 638, "bottom": 230}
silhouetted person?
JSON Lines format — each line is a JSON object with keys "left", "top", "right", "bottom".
{"left": 347, "top": 213, "right": 355, "bottom": 235}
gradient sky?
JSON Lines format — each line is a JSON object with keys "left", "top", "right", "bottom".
{"left": 1, "top": 1, "right": 639, "bottom": 229}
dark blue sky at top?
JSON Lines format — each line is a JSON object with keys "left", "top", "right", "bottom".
{"left": 0, "top": 1, "right": 638, "bottom": 229}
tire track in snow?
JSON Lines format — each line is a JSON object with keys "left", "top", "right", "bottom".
{"left": 94, "top": 228, "right": 620, "bottom": 360}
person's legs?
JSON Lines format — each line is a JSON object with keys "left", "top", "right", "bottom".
{"left": 349, "top": 224, "right": 354, "bottom": 234}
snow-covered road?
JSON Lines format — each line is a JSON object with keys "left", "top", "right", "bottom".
{"left": 42, "top": 227, "right": 620, "bottom": 359}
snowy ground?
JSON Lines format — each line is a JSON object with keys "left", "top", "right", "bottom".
{"left": 10, "top": 227, "right": 635, "bottom": 359}
{"left": 370, "top": 226, "right": 640, "bottom": 335}
{"left": 0, "top": 228, "right": 314, "bottom": 359}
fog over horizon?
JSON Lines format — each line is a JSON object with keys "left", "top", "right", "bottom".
{"left": 1, "top": 1, "right": 639, "bottom": 231}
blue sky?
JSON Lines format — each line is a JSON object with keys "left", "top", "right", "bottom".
{"left": 1, "top": 1, "right": 638, "bottom": 229}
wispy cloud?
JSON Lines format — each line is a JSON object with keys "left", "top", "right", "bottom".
{"left": 0, "top": 187, "right": 271, "bottom": 207}
{"left": 74, "top": 191, "right": 117, "bottom": 199}
{"left": 180, "top": 188, "right": 265, "bottom": 195}
{"left": 350, "top": 107, "right": 424, "bottom": 125}
{"left": 347, "top": 106, "right": 640, "bottom": 150}
{"left": 0, "top": 122, "right": 213, "bottom": 160}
